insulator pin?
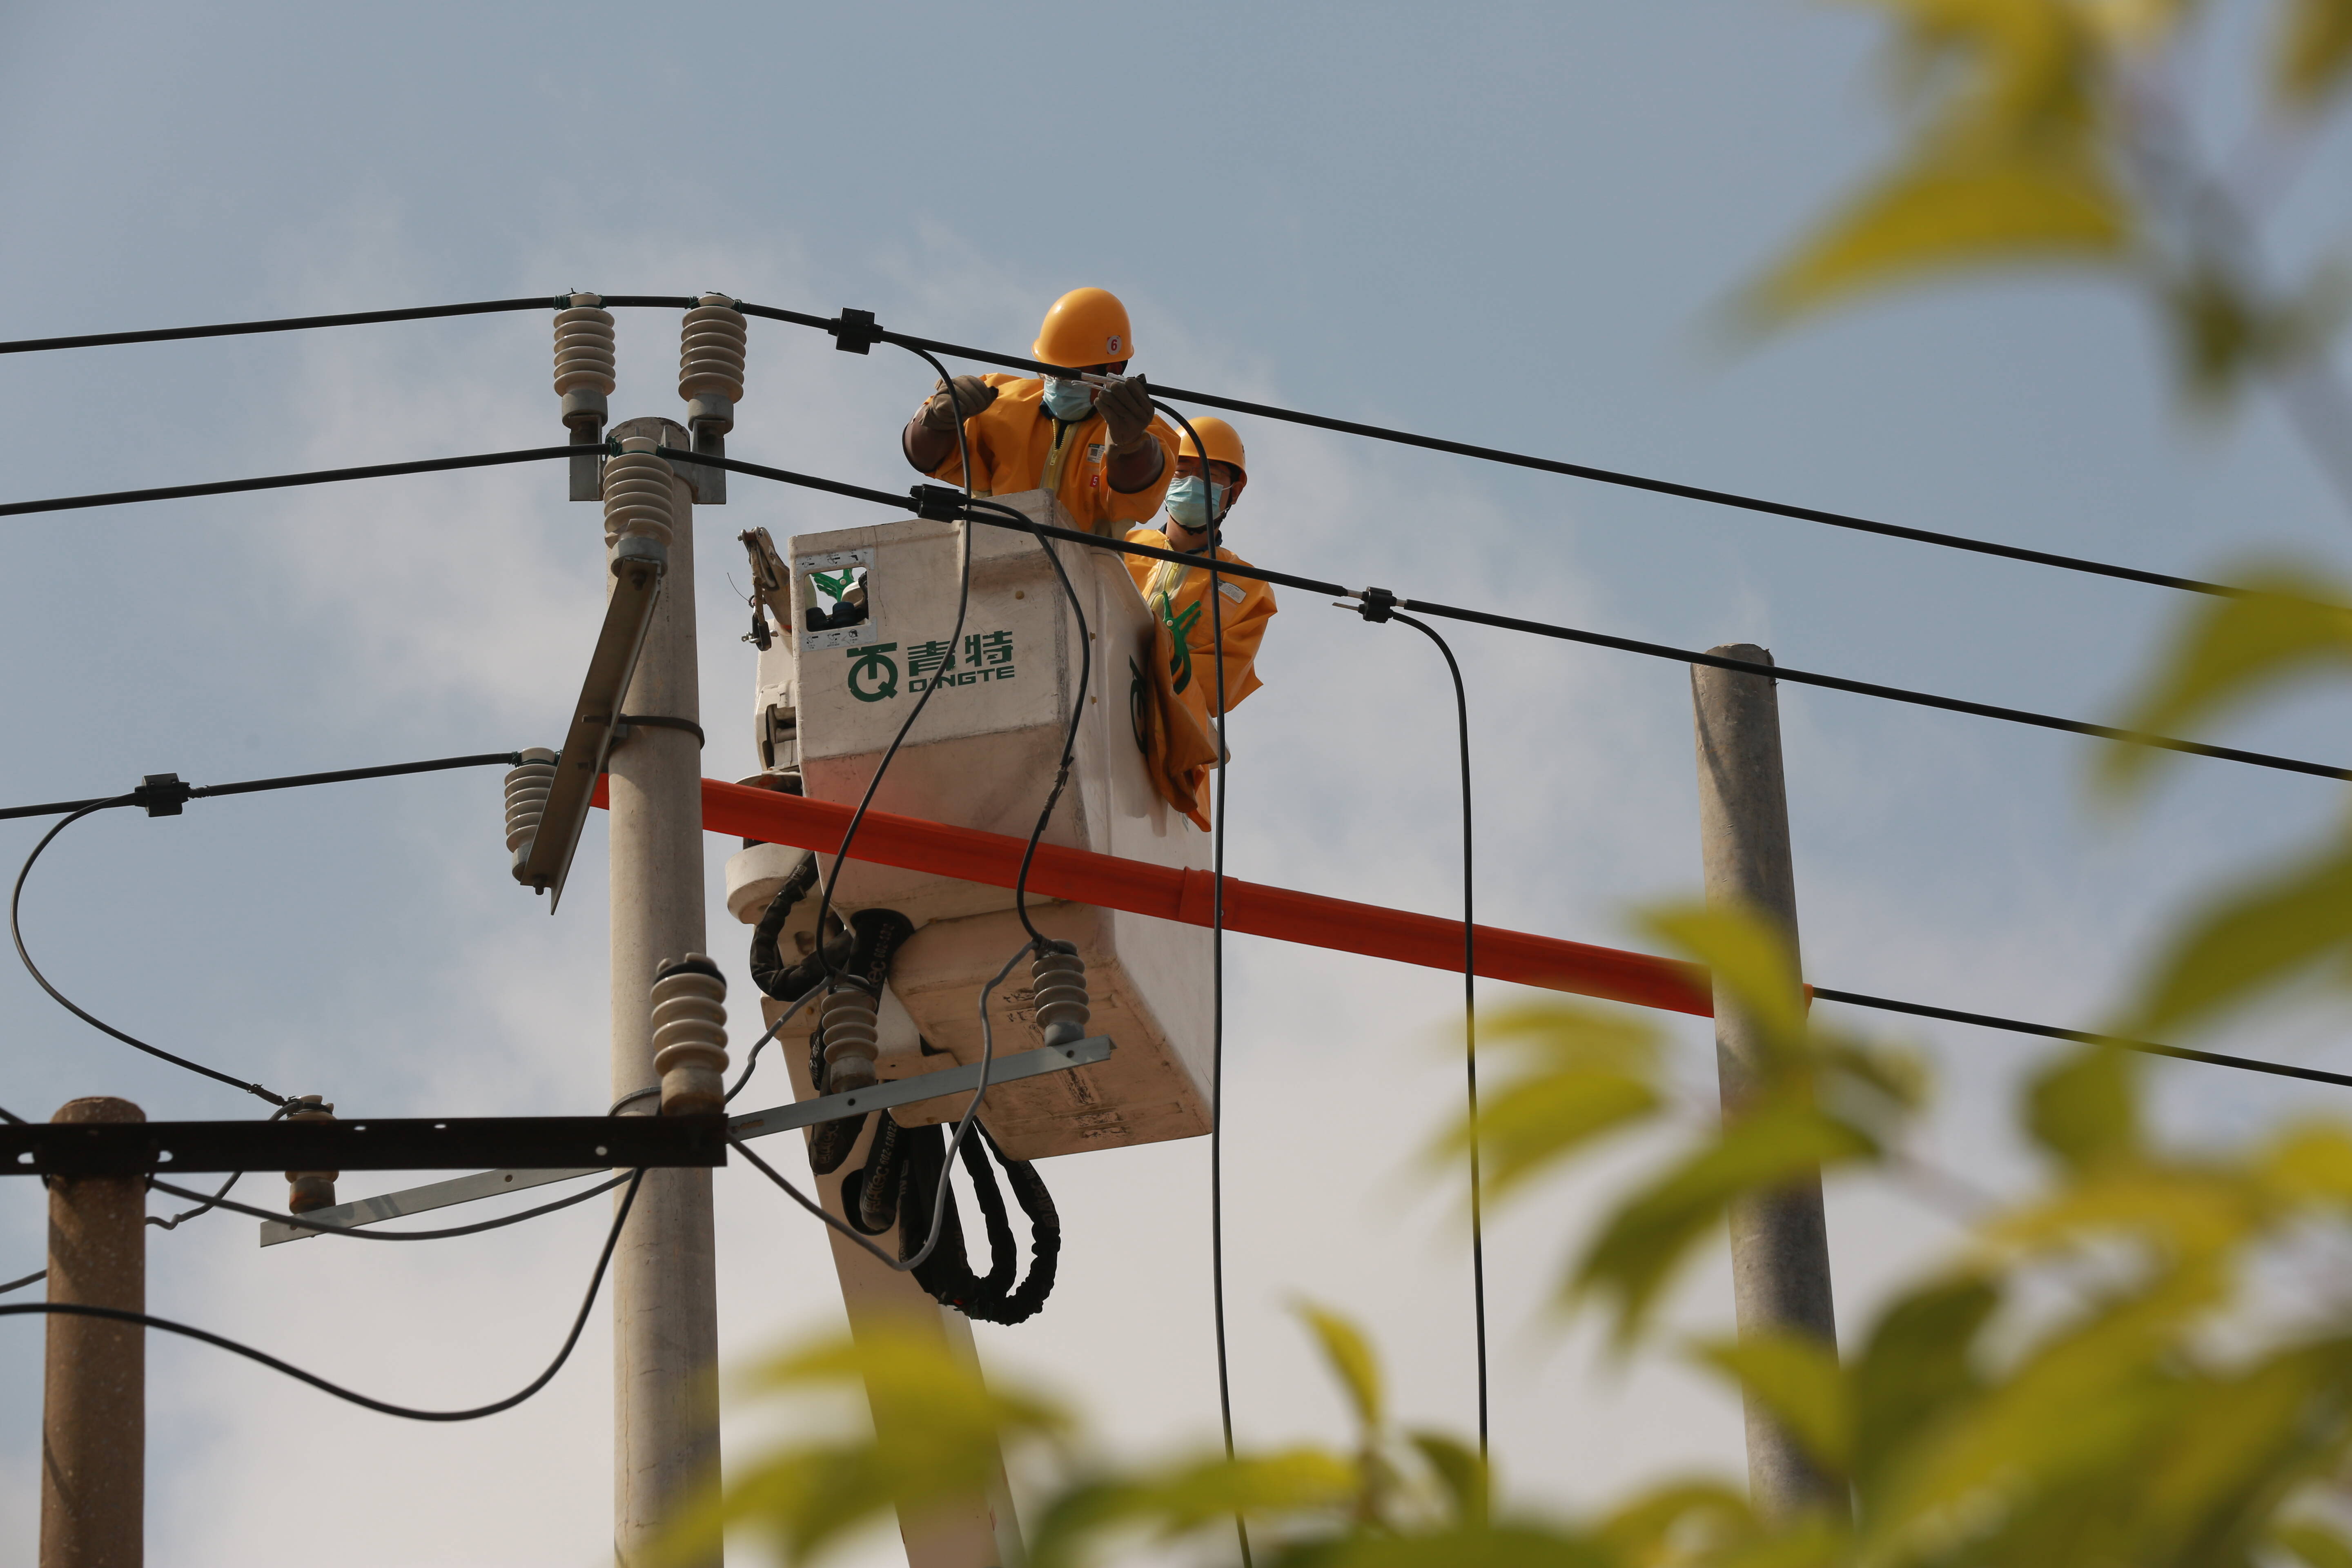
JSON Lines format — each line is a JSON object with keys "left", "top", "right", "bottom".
{"left": 602, "top": 438, "right": 676, "bottom": 557}
{"left": 553, "top": 294, "right": 616, "bottom": 431}
{"left": 678, "top": 294, "right": 746, "bottom": 434}
{"left": 284, "top": 1095, "right": 338, "bottom": 1214}
{"left": 504, "top": 747, "right": 557, "bottom": 884}
{"left": 819, "top": 982, "right": 882, "bottom": 1092}
{"left": 1030, "top": 941, "right": 1090, "bottom": 1048}
{"left": 651, "top": 955, "right": 729, "bottom": 1116}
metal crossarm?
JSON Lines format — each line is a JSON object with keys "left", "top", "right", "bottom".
{"left": 254, "top": 1038, "right": 1114, "bottom": 1245}
{"left": 2, "top": 1114, "right": 728, "bottom": 1178}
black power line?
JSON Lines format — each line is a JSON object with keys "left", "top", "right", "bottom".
{"left": 0, "top": 446, "right": 578, "bottom": 519}
{"left": 0, "top": 1169, "right": 644, "bottom": 1422}
{"left": 0, "top": 296, "right": 697, "bottom": 356}
{"left": 685, "top": 451, "right": 2349, "bottom": 784}
{"left": 1, "top": 751, "right": 523, "bottom": 822}
{"left": 0, "top": 293, "right": 2245, "bottom": 599}
{"left": 753, "top": 303, "right": 2243, "bottom": 600}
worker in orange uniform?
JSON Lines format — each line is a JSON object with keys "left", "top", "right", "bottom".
{"left": 1123, "top": 416, "right": 1277, "bottom": 830}
{"left": 901, "top": 287, "right": 1179, "bottom": 536}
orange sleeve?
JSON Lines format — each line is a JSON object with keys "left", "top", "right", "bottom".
{"left": 920, "top": 374, "right": 1027, "bottom": 489}
{"left": 1100, "top": 415, "right": 1181, "bottom": 525}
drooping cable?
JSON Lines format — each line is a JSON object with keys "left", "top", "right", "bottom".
{"left": 1349, "top": 602, "right": 1489, "bottom": 1457}
{"left": 735, "top": 937, "right": 1027, "bottom": 1274}
{"left": 725, "top": 986, "right": 820, "bottom": 1106}
{"left": 146, "top": 1100, "right": 295, "bottom": 1232}
{"left": 0, "top": 1169, "right": 644, "bottom": 1421}
{"left": 13, "top": 797, "right": 287, "bottom": 1106}
{"left": 147, "top": 1172, "right": 633, "bottom": 1242}
{"left": 1141, "top": 396, "right": 1251, "bottom": 1567}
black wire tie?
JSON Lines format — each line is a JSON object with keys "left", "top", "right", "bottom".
{"left": 136, "top": 773, "right": 191, "bottom": 817}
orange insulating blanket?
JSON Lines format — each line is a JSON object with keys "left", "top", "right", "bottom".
{"left": 589, "top": 775, "right": 1714, "bottom": 1018}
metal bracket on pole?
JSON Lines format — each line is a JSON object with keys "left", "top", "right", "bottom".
{"left": 517, "top": 541, "right": 666, "bottom": 911}
{"left": 253, "top": 1036, "right": 1113, "bottom": 1247}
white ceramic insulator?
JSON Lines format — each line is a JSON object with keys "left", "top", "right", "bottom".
{"left": 1030, "top": 943, "right": 1090, "bottom": 1048}
{"left": 677, "top": 296, "right": 746, "bottom": 403}
{"left": 504, "top": 748, "right": 557, "bottom": 871}
{"left": 651, "top": 958, "right": 729, "bottom": 1115}
{"left": 553, "top": 299, "right": 617, "bottom": 399}
{"left": 820, "top": 984, "right": 881, "bottom": 1091}
{"left": 601, "top": 445, "right": 676, "bottom": 551}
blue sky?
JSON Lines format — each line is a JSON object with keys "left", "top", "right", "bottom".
{"left": 2, "top": 4, "right": 2349, "bottom": 1564}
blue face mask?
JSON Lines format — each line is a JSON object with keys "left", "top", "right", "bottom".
{"left": 1164, "top": 474, "right": 1228, "bottom": 534}
{"left": 1040, "top": 376, "right": 1096, "bottom": 421}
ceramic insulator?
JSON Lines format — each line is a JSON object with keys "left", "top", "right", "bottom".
{"left": 678, "top": 294, "right": 746, "bottom": 432}
{"left": 602, "top": 440, "right": 676, "bottom": 552}
{"left": 819, "top": 983, "right": 881, "bottom": 1092}
{"left": 651, "top": 956, "right": 729, "bottom": 1116}
{"left": 1030, "top": 942, "right": 1090, "bottom": 1048}
{"left": 503, "top": 747, "right": 557, "bottom": 881}
{"left": 553, "top": 294, "right": 616, "bottom": 431}
{"left": 284, "top": 1096, "right": 338, "bottom": 1214}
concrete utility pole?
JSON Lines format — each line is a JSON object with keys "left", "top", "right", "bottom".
{"left": 1690, "top": 647, "right": 1844, "bottom": 1520}
{"left": 606, "top": 417, "right": 720, "bottom": 1567}
{"left": 42, "top": 1096, "right": 145, "bottom": 1568}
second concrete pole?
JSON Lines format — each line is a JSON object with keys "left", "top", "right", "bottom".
{"left": 1690, "top": 646, "right": 1844, "bottom": 1520}
{"left": 607, "top": 418, "right": 720, "bottom": 1567}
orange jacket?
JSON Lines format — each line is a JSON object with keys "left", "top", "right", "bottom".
{"left": 1123, "top": 530, "right": 1278, "bottom": 713}
{"left": 920, "top": 374, "right": 1178, "bottom": 535}
{"left": 1122, "top": 528, "right": 1279, "bottom": 829}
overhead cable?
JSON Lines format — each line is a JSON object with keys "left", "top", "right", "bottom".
{"left": 749, "top": 303, "right": 2242, "bottom": 600}
{"left": 0, "top": 447, "right": 577, "bottom": 519}
{"left": 1813, "top": 988, "right": 2352, "bottom": 1089}
{"left": 681, "top": 451, "right": 2348, "bottom": 784}
{"left": 0, "top": 293, "right": 2241, "bottom": 599}
{"left": 0, "top": 1169, "right": 644, "bottom": 1421}
{"left": 1, "top": 751, "right": 524, "bottom": 822}
{"left": 0, "top": 296, "right": 696, "bottom": 356}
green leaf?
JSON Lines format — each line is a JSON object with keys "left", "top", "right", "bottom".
{"left": 1574, "top": 1103, "right": 1878, "bottom": 1345}
{"left": 1029, "top": 1450, "right": 1358, "bottom": 1568}
{"left": 1849, "top": 1276, "right": 1998, "bottom": 1506}
{"left": 1270, "top": 1523, "right": 1614, "bottom": 1568}
{"left": 1298, "top": 1303, "right": 1385, "bottom": 1436}
{"left": 2126, "top": 1341, "right": 2352, "bottom": 1557}
{"left": 1693, "top": 1330, "right": 1853, "bottom": 1479}
{"left": 1442, "top": 1004, "right": 1663, "bottom": 1199}
{"left": 2114, "top": 835, "right": 2352, "bottom": 1038}
{"left": 1405, "top": 1431, "right": 1490, "bottom": 1528}
{"left": 1747, "top": 150, "right": 2127, "bottom": 323}
{"left": 2096, "top": 564, "right": 2352, "bottom": 797}
{"left": 1644, "top": 904, "right": 1809, "bottom": 1067}
{"left": 2024, "top": 1044, "right": 2141, "bottom": 1171}
{"left": 2277, "top": 1519, "right": 2352, "bottom": 1568}
{"left": 1593, "top": 1480, "right": 1758, "bottom": 1563}
{"left": 2276, "top": 0, "right": 2352, "bottom": 108}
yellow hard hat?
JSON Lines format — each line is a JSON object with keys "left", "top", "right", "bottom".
{"left": 1033, "top": 287, "right": 1133, "bottom": 368}
{"left": 1177, "top": 416, "right": 1247, "bottom": 476}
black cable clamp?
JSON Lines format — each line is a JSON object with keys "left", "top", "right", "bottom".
{"left": 909, "top": 483, "right": 970, "bottom": 522}
{"left": 134, "top": 773, "right": 192, "bottom": 817}
{"left": 832, "top": 307, "right": 883, "bottom": 356}
{"left": 1354, "top": 586, "right": 1398, "bottom": 624}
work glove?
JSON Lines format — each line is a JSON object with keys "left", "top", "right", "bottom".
{"left": 1095, "top": 374, "right": 1155, "bottom": 450}
{"left": 920, "top": 375, "right": 998, "bottom": 430}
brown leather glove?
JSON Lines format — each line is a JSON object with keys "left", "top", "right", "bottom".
{"left": 1095, "top": 374, "right": 1155, "bottom": 450}
{"left": 920, "top": 375, "right": 998, "bottom": 430}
